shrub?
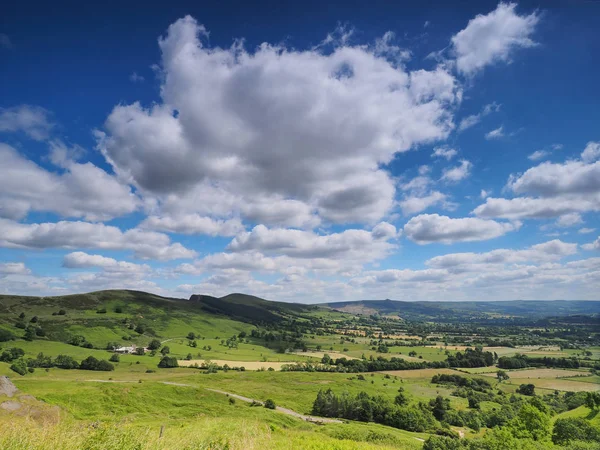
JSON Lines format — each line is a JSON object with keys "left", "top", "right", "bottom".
{"left": 96, "top": 308, "right": 107, "bottom": 314}
{"left": 80, "top": 356, "right": 114, "bottom": 371}
{"left": 264, "top": 399, "right": 276, "bottom": 409}
{"left": 0, "top": 347, "right": 25, "bottom": 362}
{"left": 0, "top": 329, "right": 15, "bottom": 342}
{"left": 30, "top": 316, "right": 38, "bottom": 323}
{"left": 10, "top": 359, "right": 27, "bottom": 376}
{"left": 229, "top": 397, "right": 236, "bottom": 405}
{"left": 54, "top": 354, "right": 79, "bottom": 369}
{"left": 109, "top": 354, "right": 120, "bottom": 363}
{"left": 58, "top": 309, "right": 66, "bottom": 315}
{"left": 160, "top": 346, "right": 170, "bottom": 355}
{"left": 114, "top": 306, "right": 123, "bottom": 313}
{"left": 517, "top": 384, "right": 536, "bottom": 396}
{"left": 158, "top": 356, "right": 178, "bottom": 368}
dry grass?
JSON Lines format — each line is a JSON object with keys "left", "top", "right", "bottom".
{"left": 508, "top": 378, "right": 600, "bottom": 392}
{"left": 480, "top": 368, "right": 586, "bottom": 379}
{"left": 381, "top": 368, "right": 459, "bottom": 378}
{"left": 178, "top": 359, "right": 291, "bottom": 370}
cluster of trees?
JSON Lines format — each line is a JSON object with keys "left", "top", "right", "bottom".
{"left": 446, "top": 348, "right": 495, "bottom": 368}
{"left": 311, "top": 388, "right": 436, "bottom": 432}
{"left": 431, "top": 374, "right": 492, "bottom": 392}
{"left": 498, "top": 354, "right": 580, "bottom": 370}
{"left": 282, "top": 356, "right": 448, "bottom": 373}
{"left": 3, "top": 350, "right": 114, "bottom": 375}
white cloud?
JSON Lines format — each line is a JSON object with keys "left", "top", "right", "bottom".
{"left": 582, "top": 237, "right": 600, "bottom": 251}
{"left": 0, "top": 262, "right": 30, "bottom": 276}
{"left": 528, "top": 150, "right": 549, "bottom": 161}
{"left": 63, "top": 252, "right": 150, "bottom": 274}
{"left": 0, "top": 105, "right": 54, "bottom": 141}
{"left": 97, "top": 16, "right": 461, "bottom": 227}
{"left": 480, "top": 189, "right": 491, "bottom": 199}
{"left": 403, "top": 213, "right": 518, "bottom": 244}
{"left": 579, "top": 228, "right": 596, "bottom": 234}
{"left": 581, "top": 141, "right": 600, "bottom": 163}
{"left": 451, "top": 2, "right": 539, "bottom": 75}
{"left": 227, "top": 222, "right": 398, "bottom": 260}
{"left": 475, "top": 148, "right": 600, "bottom": 220}
{"left": 0, "top": 219, "right": 196, "bottom": 260}
{"left": 0, "top": 143, "right": 138, "bottom": 221}
{"left": 432, "top": 146, "right": 458, "bottom": 160}
{"left": 399, "top": 191, "right": 447, "bottom": 215}
{"left": 441, "top": 159, "right": 472, "bottom": 182}
{"left": 458, "top": 102, "right": 501, "bottom": 131}
{"left": 485, "top": 126, "right": 504, "bottom": 140}
{"left": 555, "top": 213, "right": 583, "bottom": 228}
{"left": 140, "top": 214, "right": 244, "bottom": 236}
{"left": 427, "top": 239, "right": 578, "bottom": 269}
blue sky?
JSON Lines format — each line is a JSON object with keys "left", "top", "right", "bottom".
{"left": 1, "top": 1, "right": 599, "bottom": 302}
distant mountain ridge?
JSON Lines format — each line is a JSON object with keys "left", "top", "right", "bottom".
{"left": 324, "top": 299, "right": 600, "bottom": 321}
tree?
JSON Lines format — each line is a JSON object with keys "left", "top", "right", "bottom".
{"left": 109, "top": 354, "right": 120, "bottom": 363}
{"left": 30, "top": 316, "right": 38, "bottom": 323}
{"left": 186, "top": 332, "right": 196, "bottom": 340}
{"left": 552, "top": 417, "right": 600, "bottom": 445}
{"left": 160, "top": 346, "right": 170, "bottom": 356}
{"left": 54, "top": 354, "right": 79, "bottom": 369}
{"left": 468, "top": 396, "right": 480, "bottom": 409}
{"left": 79, "top": 356, "right": 114, "bottom": 371}
{"left": 18, "top": 312, "right": 25, "bottom": 319}
{"left": 264, "top": 399, "right": 276, "bottom": 409}
{"left": 23, "top": 326, "right": 36, "bottom": 341}
{"left": 585, "top": 392, "right": 600, "bottom": 410}
{"left": 158, "top": 356, "right": 178, "bottom": 368}
{"left": 321, "top": 354, "right": 332, "bottom": 365}
{"left": 58, "top": 309, "right": 66, "bottom": 315}
{"left": 394, "top": 387, "right": 409, "bottom": 406}
{"left": 0, "top": 329, "right": 15, "bottom": 342}
{"left": 509, "top": 403, "right": 550, "bottom": 441}
{"left": 148, "top": 339, "right": 161, "bottom": 350}
{"left": 496, "top": 370, "right": 510, "bottom": 382}
{"left": 516, "top": 384, "right": 535, "bottom": 396}
{"left": 423, "top": 436, "right": 462, "bottom": 450}
{"left": 134, "top": 347, "right": 145, "bottom": 356}
{"left": 114, "top": 306, "right": 123, "bottom": 313}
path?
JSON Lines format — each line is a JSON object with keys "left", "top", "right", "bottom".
{"left": 205, "top": 388, "right": 342, "bottom": 424}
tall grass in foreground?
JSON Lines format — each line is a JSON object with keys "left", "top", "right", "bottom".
{"left": 0, "top": 417, "right": 415, "bottom": 450}
{"left": 0, "top": 418, "right": 272, "bottom": 450}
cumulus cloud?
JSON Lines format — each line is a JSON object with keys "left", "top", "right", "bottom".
{"left": 140, "top": 214, "right": 244, "bottom": 236}
{"left": 0, "top": 219, "right": 196, "bottom": 260}
{"left": 399, "top": 191, "right": 448, "bottom": 215}
{"left": 0, "top": 262, "right": 31, "bottom": 276}
{"left": 96, "top": 15, "right": 461, "bottom": 227}
{"left": 0, "top": 143, "right": 138, "bottom": 221}
{"left": 427, "top": 239, "right": 578, "bottom": 269}
{"left": 451, "top": 2, "right": 539, "bottom": 75}
{"left": 404, "top": 213, "right": 518, "bottom": 244}
{"left": 475, "top": 145, "right": 600, "bottom": 220}
{"left": 582, "top": 237, "right": 600, "bottom": 251}
{"left": 581, "top": 141, "right": 600, "bottom": 163}
{"left": 0, "top": 105, "right": 54, "bottom": 141}
{"left": 63, "top": 252, "right": 150, "bottom": 274}
{"left": 227, "top": 222, "right": 398, "bottom": 259}
{"left": 579, "top": 228, "right": 596, "bottom": 235}
{"left": 555, "top": 213, "right": 583, "bottom": 228}
{"left": 441, "top": 159, "right": 472, "bottom": 182}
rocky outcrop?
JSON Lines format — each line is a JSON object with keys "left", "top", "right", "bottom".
{"left": 0, "top": 376, "right": 18, "bottom": 398}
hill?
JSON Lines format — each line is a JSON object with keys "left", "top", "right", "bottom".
{"left": 324, "top": 299, "right": 600, "bottom": 322}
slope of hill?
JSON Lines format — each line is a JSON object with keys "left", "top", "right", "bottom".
{"left": 324, "top": 299, "right": 600, "bottom": 322}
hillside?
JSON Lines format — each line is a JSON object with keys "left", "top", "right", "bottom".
{"left": 324, "top": 299, "right": 600, "bottom": 322}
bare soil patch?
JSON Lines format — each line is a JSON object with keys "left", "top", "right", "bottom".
{"left": 0, "top": 376, "right": 18, "bottom": 398}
